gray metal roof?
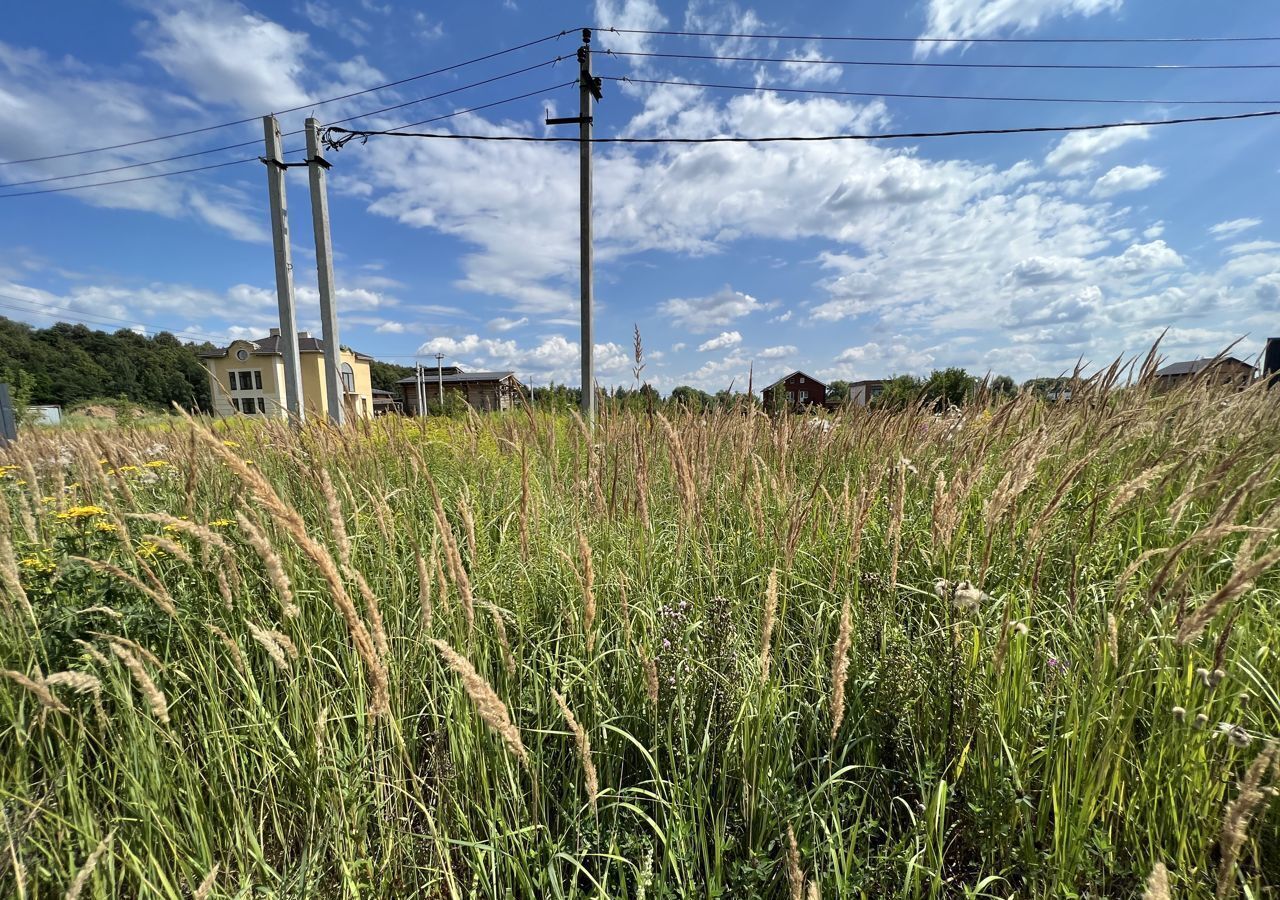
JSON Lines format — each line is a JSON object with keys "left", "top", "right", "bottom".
{"left": 200, "top": 333, "right": 373, "bottom": 360}
{"left": 396, "top": 371, "right": 518, "bottom": 385}
{"left": 1154, "top": 357, "right": 1253, "bottom": 378}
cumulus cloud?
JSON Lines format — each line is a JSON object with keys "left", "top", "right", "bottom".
{"left": 487, "top": 316, "right": 529, "bottom": 332}
{"left": 374, "top": 321, "right": 406, "bottom": 333}
{"left": 414, "top": 332, "right": 629, "bottom": 383}
{"left": 757, "top": 345, "right": 797, "bottom": 359}
{"left": 1092, "top": 164, "right": 1164, "bottom": 197}
{"left": 698, "top": 331, "right": 743, "bottom": 352}
{"left": 1045, "top": 126, "right": 1152, "bottom": 175}
{"left": 660, "top": 287, "right": 764, "bottom": 331}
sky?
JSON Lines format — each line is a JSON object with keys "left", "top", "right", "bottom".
{"left": 1, "top": 0, "right": 1279, "bottom": 392}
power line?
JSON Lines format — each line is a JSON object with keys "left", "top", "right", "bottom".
{"left": 0, "top": 82, "right": 575, "bottom": 198}
{"left": 0, "top": 292, "right": 226, "bottom": 344}
{"left": 0, "top": 57, "right": 571, "bottom": 189}
{"left": 601, "top": 75, "right": 1280, "bottom": 107}
{"left": 601, "top": 49, "right": 1280, "bottom": 70}
{"left": 0, "top": 30, "right": 576, "bottom": 168}
{"left": 598, "top": 26, "right": 1280, "bottom": 45}
{"left": 322, "top": 108, "right": 1280, "bottom": 146}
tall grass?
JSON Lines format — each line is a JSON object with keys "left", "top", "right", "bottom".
{"left": 1, "top": 373, "right": 1278, "bottom": 898}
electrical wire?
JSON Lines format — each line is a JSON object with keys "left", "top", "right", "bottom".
{"left": 600, "top": 49, "right": 1280, "bottom": 70}
{"left": 322, "top": 108, "right": 1280, "bottom": 146}
{"left": 0, "top": 30, "right": 576, "bottom": 168}
{"left": 600, "top": 75, "right": 1280, "bottom": 107}
{"left": 597, "top": 26, "right": 1280, "bottom": 45}
{"left": 0, "top": 57, "right": 571, "bottom": 189}
{"left": 0, "top": 82, "right": 575, "bottom": 198}
{"left": 0, "top": 292, "right": 226, "bottom": 344}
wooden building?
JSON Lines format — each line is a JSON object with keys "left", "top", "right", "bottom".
{"left": 1152, "top": 357, "right": 1255, "bottom": 391}
{"left": 397, "top": 369, "right": 524, "bottom": 413}
{"left": 763, "top": 371, "right": 826, "bottom": 412}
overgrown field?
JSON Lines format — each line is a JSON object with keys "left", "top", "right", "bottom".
{"left": 1, "top": 379, "right": 1278, "bottom": 898}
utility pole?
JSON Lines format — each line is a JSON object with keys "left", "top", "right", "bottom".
{"left": 305, "top": 118, "right": 345, "bottom": 426}
{"left": 415, "top": 361, "right": 425, "bottom": 416}
{"left": 261, "top": 114, "right": 305, "bottom": 421}
{"left": 547, "top": 29, "right": 602, "bottom": 423}
{"left": 435, "top": 352, "right": 445, "bottom": 406}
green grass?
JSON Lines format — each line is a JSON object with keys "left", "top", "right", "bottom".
{"left": 0, "top": 382, "right": 1278, "bottom": 898}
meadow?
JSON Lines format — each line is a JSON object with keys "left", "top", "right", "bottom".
{"left": 0, "top": 369, "right": 1278, "bottom": 898}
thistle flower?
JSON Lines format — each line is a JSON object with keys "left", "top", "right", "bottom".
{"left": 1171, "top": 706, "right": 1187, "bottom": 723}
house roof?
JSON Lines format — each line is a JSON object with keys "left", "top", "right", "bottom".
{"left": 371, "top": 388, "right": 395, "bottom": 397}
{"left": 764, "top": 371, "right": 827, "bottom": 390}
{"left": 200, "top": 333, "right": 374, "bottom": 361}
{"left": 396, "top": 371, "right": 519, "bottom": 385}
{"left": 849, "top": 379, "right": 885, "bottom": 388}
{"left": 1154, "top": 357, "right": 1254, "bottom": 378}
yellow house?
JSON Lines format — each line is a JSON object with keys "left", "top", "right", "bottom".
{"left": 200, "top": 329, "right": 375, "bottom": 420}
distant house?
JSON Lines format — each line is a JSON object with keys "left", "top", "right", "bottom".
{"left": 200, "top": 329, "right": 374, "bottom": 419}
{"left": 1152, "top": 357, "right": 1255, "bottom": 391}
{"left": 846, "top": 379, "right": 885, "bottom": 407}
{"left": 763, "top": 371, "right": 826, "bottom": 411}
{"left": 371, "top": 388, "right": 401, "bottom": 416}
{"left": 397, "top": 368, "right": 524, "bottom": 413}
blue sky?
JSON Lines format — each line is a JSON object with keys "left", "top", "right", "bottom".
{"left": 1, "top": 0, "right": 1278, "bottom": 391}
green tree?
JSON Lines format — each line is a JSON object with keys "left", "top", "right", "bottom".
{"left": 369, "top": 360, "right": 414, "bottom": 393}
{"left": 669, "top": 385, "right": 711, "bottom": 410}
{"left": 873, "top": 374, "right": 925, "bottom": 411}
{"left": 922, "top": 367, "right": 975, "bottom": 410}
{"left": 827, "top": 380, "right": 851, "bottom": 406}
{"left": 990, "top": 374, "right": 1017, "bottom": 397}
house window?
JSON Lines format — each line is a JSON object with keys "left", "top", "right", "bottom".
{"left": 340, "top": 362, "right": 355, "bottom": 393}
{"left": 787, "top": 391, "right": 795, "bottom": 403}
{"left": 228, "top": 370, "right": 262, "bottom": 391}
{"left": 235, "top": 348, "right": 249, "bottom": 361}
{"left": 799, "top": 390, "right": 808, "bottom": 402}
{"left": 799, "top": 376, "right": 805, "bottom": 384}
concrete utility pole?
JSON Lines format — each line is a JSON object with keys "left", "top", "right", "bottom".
{"left": 435, "top": 352, "right": 445, "bottom": 406}
{"left": 547, "top": 29, "right": 602, "bottom": 423}
{"left": 262, "top": 115, "right": 305, "bottom": 420}
{"left": 305, "top": 117, "right": 345, "bottom": 426}
{"left": 415, "top": 362, "right": 425, "bottom": 416}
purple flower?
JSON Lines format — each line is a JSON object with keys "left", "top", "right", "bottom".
{"left": 1047, "top": 656, "right": 1068, "bottom": 669}
{"left": 662, "top": 639, "right": 672, "bottom": 650}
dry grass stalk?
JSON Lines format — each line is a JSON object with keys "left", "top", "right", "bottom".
{"left": 247, "top": 622, "right": 295, "bottom": 673}
{"left": 485, "top": 603, "right": 516, "bottom": 676}
{"left": 318, "top": 467, "right": 352, "bottom": 568}
{"left": 1177, "top": 544, "right": 1280, "bottom": 645}
{"left": 519, "top": 441, "right": 531, "bottom": 561}
{"left": 108, "top": 642, "right": 170, "bottom": 724}
{"left": 759, "top": 568, "right": 779, "bottom": 683}
{"left": 806, "top": 881, "right": 820, "bottom": 900}
{"left": 1215, "top": 742, "right": 1279, "bottom": 899}
{"left": 74, "top": 640, "right": 112, "bottom": 669}
{"left": 44, "top": 670, "right": 102, "bottom": 698}
{"left": 459, "top": 492, "right": 477, "bottom": 561}
{"left": 344, "top": 565, "right": 390, "bottom": 663}
{"left": 429, "top": 639, "right": 527, "bottom": 767}
{"left": 71, "top": 556, "right": 176, "bottom": 619}
{"left": 619, "top": 573, "right": 632, "bottom": 645}
{"left": 2, "top": 669, "right": 69, "bottom": 714}
{"left": 427, "top": 477, "right": 475, "bottom": 630}
{"left": 786, "top": 825, "right": 805, "bottom": 900}
{"left": 0, "top": 531, "right": 34, "bottom": 621}
{"left": 887, "top": 460, "right": 907, "bottom": 591}
{"left": 579, "top": 532, "right": 596, "bottom": 654}
{"left": 416, "top": 550, "right": 433, "bottom": 630}
{"left": 234, "top": 511, "right": 298, "bottom": 618}
{"left": 206, "top": 624, "right": 246, "bottom": 676}
{"left": 189, "top": 423, "right": 389, "bottom": 714}
{"left": 433, "top": 543, "right": 451, "bottom": 617}
{"left": 1107, "top": 462, "right": 1177, "bottom": 522}
{"left": 552, "top": 688, "right": 599, "bottom": 817}
{"left": 141, "top": 534, "right": 194, "bottom": 566}
{"left": 1143, "top": 862, "right": 1171, "bottom": 900}
{"left": 193, "top": 863, "right": 219, "bottom": 900}
{"left": 829, "top": 596, "right": 853, "bottom": 742}
{"left": 642, "top": 651, "right": 659, "bottom": 707}
{"left": 64, "top": 831, "right": 113, "bottom": 900}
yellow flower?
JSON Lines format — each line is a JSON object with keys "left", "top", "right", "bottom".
{"left": 93, "top": 521, "right": 120, "bottom": 534}
{"left": 56, "top": 505, "right": 108, "bottom": 521}
{"left": 40, "top": 496, "right": 57, "bottom": 505}
{"left": 137, "top": 541, "right": 162, "bottom": 559}
{"left": 115, "top": 465, "right": 140, "bottom": 474}
{"left": 17, "top": 556, "right": 56, "bottom": 575}
{"left": 162, "top": 523, "right": 183, "bottom": 535}
{"left": 144, "top": 460, "right": 169, "bottom": 469}
{"left": 209, "top": 519, "right": 236, "bottom": 528}
{"left": 221, "top": 440, "right": 241, "bottom": 448}
{"left": 18, "top": 556, "right": 42, "bottom": 569}
{"left": 97, "top": 458, "right": 109, "bottom": 466}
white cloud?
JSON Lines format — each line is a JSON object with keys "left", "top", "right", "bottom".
{"left": 1045, "top": 126, "right": 1151, "bottom": 175}
{"left": 1210, "top": 218, "right": 1262, "bottom": 239}
{"left": 488, "top": 316, "right": 529, "bottom": 332}
{"left": 660, "top": 287, "right": 763, "bottom": 331}
{"left": 671, "top": 342, "right": 687, "bottom": 352}
{"left": 413, "top": 332, "right": 630, "bottom": 383}
{"left": 780, "top": 43, "right": 842, "bottom": 87}
{"left": 698, "top": 331, "right": 743, "bottom": 352}
{"left": 772, "top": 310, "right": 793, "bottom": 323}
{"left": 374, "top": 321, "right": 406, "bottom": 333}
{"left": 918, "top": 0, "right": 1123, "bottom": 54}
{"left": 1092, "top": 164, "right": 1164, "bottom": 197}
{"left": 757, "top": 345, "right": 797, "bottom": 359}
{"left": 139, "top": 0, "right": 313, "bottom": 112}
{"left": 593, "top": 0, "right": 668, "bottom": 55}
{"left": 1225, "top": 240, "right": 1280, "bottom": 256}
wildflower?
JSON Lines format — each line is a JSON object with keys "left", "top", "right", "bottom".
{"left": 952, "top": 580, "right": 986, "bottom": 615}
{"left": 1047, "top": 655, "right": 1068, "bottom": 670}
{"left": 40, "top": 496, "right": 57, "bottom": 505}
{"left": 221, "top": 440, "right": 240, "bottom": 448}
{"left": 1239, "top": 692, "right": 1251, "bottom": 706}
{"left": 1172, "top": 706, "right": 1187, "bottom": 723}
{"left": 209, "top": 519, "right": 236, "bottom": 528}
{"left": 114, "top": 465, "right": 140, "bottom": 475}
{"left": 56, "top": 505, "right": 107, "bottom": 521}
{"left": 137, "top": 541, "right": 162, "bottom": 559}
{"left": 97, "top": 458, "right": 109, "bottom": 466}
{"left": 1217, "top": 722, "right": 1252, "bottom": 748}
{"left": 933, "top": 579, "right": 950, "bottom": 601}
{"left": 92, "top": 521, "right": 119, "bottom": 534}
{"left": 1012, "top": 621, "right": 1030, "bottom": 636}
{"left": 143, "top": 460, "right": 169, "bottom": 469}
{"left": 1193, "top": 713, "right": 1210, "bottom": 730}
